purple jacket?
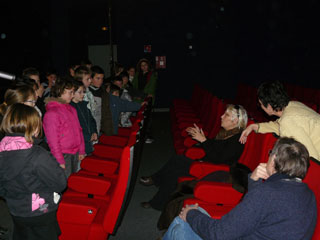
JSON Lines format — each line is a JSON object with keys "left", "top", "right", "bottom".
{"left": 43, "top": 98, "right": 85, "bottom": 164}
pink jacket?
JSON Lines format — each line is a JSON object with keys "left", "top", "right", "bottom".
{"left": 43, "top": 98, "right": 85, "bottom": 164}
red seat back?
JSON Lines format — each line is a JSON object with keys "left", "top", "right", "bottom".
{"left": 303, "top": 159, "right": 320, "bottom": 239}
{"left": 103, "top": 146, "right": 131, "bottom": 233}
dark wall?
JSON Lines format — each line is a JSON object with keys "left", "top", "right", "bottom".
{"left": 1, "top": 0, "right": 320, "bottom": 106}
{"left": 113, "top": 0, "right": 320, "bottom": 107}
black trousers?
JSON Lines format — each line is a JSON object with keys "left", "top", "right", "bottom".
{"left": 149, "top": 155, "right": 193, "bottom": 210}
{"left": 12, "top": 211, "right": 60, "bottom": 240}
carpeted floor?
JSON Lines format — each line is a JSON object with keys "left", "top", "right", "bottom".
{"left": 109, "top": 111, "right": 174, "bottom": 240}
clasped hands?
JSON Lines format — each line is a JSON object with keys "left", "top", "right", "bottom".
{"left": 186, "top": 124, "right": 206, "bottom": 143}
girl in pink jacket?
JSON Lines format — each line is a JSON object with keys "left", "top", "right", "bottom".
{"left": 43, "top": 78, "right": 85, "bottom": 177}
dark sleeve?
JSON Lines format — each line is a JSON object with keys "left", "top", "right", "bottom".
{"left": 34, "top": 147, "right": 67, "bottom": 192}
{"left": 200, "top": 133, "right": 244, "bottom": 165}
{"left": 118, "top": 98, "right": 141, "bottom": 113}
{"left": 186, "top": 185, "right": 266, "bottom": 240}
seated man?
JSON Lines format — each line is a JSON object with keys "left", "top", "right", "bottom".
{"left": 163, "top": 137, "right": 317, "bottom": 240}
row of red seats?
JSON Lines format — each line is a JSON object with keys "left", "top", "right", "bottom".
{"left": 172, "top": 84, "right": 320, "bottom": 239}
{"left": 170, "top": 85, "right": 227, "bottom": 155}
{"left": 56, "top": 98, "right": 152, "bottom": 240}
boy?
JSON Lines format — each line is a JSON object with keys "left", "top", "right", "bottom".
{"left": 74, "top": 66, "right": 96, "bottom": 120}
{"left": 70, "top": 81, "right": 98, "bottom": 155}
{"left": 109, "top": 84, "right": 146, "bottom": 134}
{"left": 88, "top": 65, "right": 105, "bottom": 133}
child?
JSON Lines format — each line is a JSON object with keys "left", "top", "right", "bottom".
{"left": 88, "top": 65, "right": 105, "bottom": 133}
{"left": 109, "top": 84, "right": 146, "bottom": 134}
{"left": 43, "top": 78, "right": 85, "bottom": 177}
{"left": 42, "top": 70, "right": 57, "bottom": 99}
{"left": 74, "top": 66, "right": 96, "bottom": 118}
{"left": 112, "top": 76, "right": 134, "bottom": 127}
{"left": 0, "top": 103, "right": 67, "bottom": 240}
{"left": 0, "top": 85, "right": 38, "bottom": 141}
{"left": 70, "top": 81, "right": 98, "bottom": 155}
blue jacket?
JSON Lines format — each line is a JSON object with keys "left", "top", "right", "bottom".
{"left": 70, "top": 101, "right": 97, "bottom": 154}
{"left": 187, "top": 173, "right": 317, "bottom": 240}
{"left": 109, "top": 94, "right": 141, "bottom": 134}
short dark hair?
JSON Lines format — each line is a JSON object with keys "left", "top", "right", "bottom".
{"left": 51, "top": 78, "right": 74, "bottom": 98}
{"left": 257, "top": 81, "right": 290, "bottom": 111}
{"left": 72, "top": 80, "right": 84, "bottom": 92}
{"left": 119, "top": 71, "right": 129, "bottom": 79}
{"left": 22, "top": 67, "right": 40, "bottom": 78}
{"left": 112, "top": 76, "right": 123, "bottom": 83}
{"left": 74, "top": 66, "right": 91, "bottom": 82}
{"left": 15, "top": 77, "right": 39, "bottom": 90}
{"left": 271, "top": 137, "right": 310, "bottom": 179}
{"left": 91, "top": 65, "right": 105, "bottom": 78}
{"left": 110, "top": 84, "right": 121, "bottom": 94}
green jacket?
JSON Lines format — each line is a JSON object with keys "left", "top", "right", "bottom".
{"left": 132, "top": 71, "right": 157, "bottom": 104}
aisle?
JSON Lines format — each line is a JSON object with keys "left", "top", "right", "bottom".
{"left": 109, "top": 111, "right": 174, "bottom": 240}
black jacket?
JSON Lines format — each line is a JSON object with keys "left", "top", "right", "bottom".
{"left": 0, "top": 139, "right": 67, "bottom": 217}
{"left": 200, "top": 132, "right": 244, "bottom": 166}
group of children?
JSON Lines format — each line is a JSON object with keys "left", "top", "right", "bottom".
{"left": 0, "top": 58, "right": 157, "bottom": 239}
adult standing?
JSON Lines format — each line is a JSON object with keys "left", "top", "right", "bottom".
{"left": 240, "top": 80, "right": 320, "bottom": 162}
{"left": 132, "top": 58, "right": 157, "bottom": 143}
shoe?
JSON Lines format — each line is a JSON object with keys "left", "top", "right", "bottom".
{"left": 145, "top": 137, "right": 154, "bottom": 144}
{"left": 141, "top": 202, "right": 151, "bottom": 209}
{"left": 139, "top": 176, "right": 154, "bottom": 186}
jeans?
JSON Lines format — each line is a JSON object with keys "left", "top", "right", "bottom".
{"left": 163, "top": 207, "right": 210, "bottom": 240}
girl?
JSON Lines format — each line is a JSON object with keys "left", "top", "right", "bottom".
{"left": 43, "top": 78, "right": 85, "bottom": 177}
{"left": 0, "top": 103, "right": 67, "bottom": 240}
{"left": 0, "top": 85, "right": 38, "bottom": 141}
{"left": 70, "top": 81, "right": 98, "bottom": 155}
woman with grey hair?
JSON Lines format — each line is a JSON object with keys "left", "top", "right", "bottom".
{"left": 140, "top": 104, "right": 248, "bottom": 210}
{"left": 164, "top": 137, "right": 317, "bottom": 240}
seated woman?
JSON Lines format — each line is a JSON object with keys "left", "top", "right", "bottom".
{"left": 163, "top": 137, "right": 317, "bottom": 240}
{"left": 139, "top": 104, "right": 248, "bottom": 210}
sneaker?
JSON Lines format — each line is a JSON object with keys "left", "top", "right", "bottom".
{"left": 145, "top": 137, "right": 154, "bottom": 144}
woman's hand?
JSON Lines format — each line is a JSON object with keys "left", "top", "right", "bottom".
{"left": 186, "top": 124, "right": 206, "bottom": 143}
{"left": 239, "top": 123, "right": 259, "bottom": 144}
{"left": 250, "top": 163, "right": 270, "bottom": 181}
{"left": 179, "top": 204, "right": 199, "bottom": 222}
{"left": 78, "top": 154, "right": 86, "bottom": 161}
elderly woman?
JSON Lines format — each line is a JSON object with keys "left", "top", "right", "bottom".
{"left": 140, "top": 104, "right": 248, "bottom": 210}
{"left": 163, "top": 137, "right": 317, "bottom": 240}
